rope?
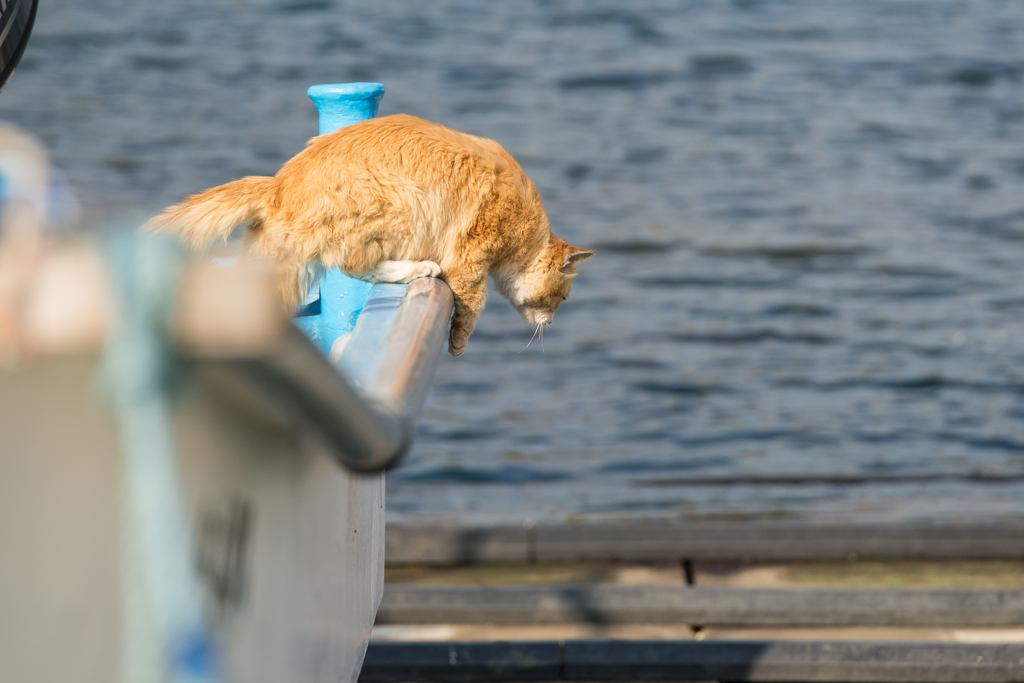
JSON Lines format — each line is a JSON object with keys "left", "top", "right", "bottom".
{"left": 102, "top": 234, "right": 220, "bottom": 683}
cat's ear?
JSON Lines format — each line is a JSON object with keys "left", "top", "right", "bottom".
{"left": 560, "top": 247, "right": 595, "bottom": 274}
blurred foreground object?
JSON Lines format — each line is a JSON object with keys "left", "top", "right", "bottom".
{"left": 0, "top": 223, "right": 450, "bottom": 683}
{"left": 0, "top": 121, "right": 82, "bottom": 363}
{"left": 0, "top": 235, "right": 389, "bottom": 682}
{"left": 0, "top": 0, "right": 36, "bottom": 92}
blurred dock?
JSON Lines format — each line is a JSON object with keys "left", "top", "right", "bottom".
{"left": 369, "top": 521, "right": 1024, "bottom": 682}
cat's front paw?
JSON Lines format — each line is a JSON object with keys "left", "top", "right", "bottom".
{"left": 448, "top": 339, "right": 467, "bottom": 357}
{"left": 413, "top": 260, "right": 442, "bottom": 281}
{"left": 364, "top": 260, "right": 442, "bottom": 284}
{"left": 448, "top": 330, "right": 468, "bottom": 357}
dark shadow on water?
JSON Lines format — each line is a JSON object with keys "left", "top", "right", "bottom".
{"left": 688, "top": 53, "right": 753, "bottom": 80}
{"left": 631, "top": 381, "right": 727, "bottom": 396}
{"left": 558, "top": 70, "right": 674, "bottom": 91}
{"left": 632, "top": 472, "right": 1024, "bottom": 487}
{"left": 772, "top": 374, "right": 1024, "bottom": 394}
{"left": 276, "top": 0, "right": 334, "bottom": 13}
{"left": 761, "top": 303, "right": 835, "bottom": 317}
{"left": 432, "top": 381, "right": 499, "bottom": 396}
{"left": 672, "top": 429, "right": 810, "bottom": 448}
{"left": 389, "top": 464, "right": 571, "bottom": 485}
{"left": 130, "top": 54, "right": 191, "bottom": 71}
{"left": 623, "top": 146, "right": 669, "bottom": 165}
{"left": 591, "top": 238, "right": 679, "bottom": 253}
{"left": 599, "top": 456, "right": 735, "bottom": 474}
{"left": 703, "top": 244, "right": 869, "bottom": 261}
{"left": 634, "top": 275, "right": 792, "bottom": 289}
{"left": 644, "top": 329, "right": 836, "bottom": 345}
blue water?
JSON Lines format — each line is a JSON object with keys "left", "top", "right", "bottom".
{"left": 6, "top": 0, "right": 1024, "bottom": 525}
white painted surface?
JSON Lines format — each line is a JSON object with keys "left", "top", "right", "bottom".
{"left": 0, "top": 357, "right": 385, "bottom": 683}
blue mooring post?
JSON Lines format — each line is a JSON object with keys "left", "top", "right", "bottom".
{"left": 294, "top": 83, "right": 385, "bottom": 355}
{"left": 308, "top": 82, "right": 384, "bottom": 135}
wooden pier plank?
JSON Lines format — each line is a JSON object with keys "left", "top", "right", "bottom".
{"left": 361, "top": 641, "right": 561, "bottom": 682}
{"left": 360, "top": 640, "right": 1024, "bottom": 682}
{"left": 385, "top": 522, "right": 1024, "bottom": 565}
{"left": 386, "top": 525, "right": 531, "bottom": 564}
{"left": 377, "top": 584, "right": 1024, "bottom": 628}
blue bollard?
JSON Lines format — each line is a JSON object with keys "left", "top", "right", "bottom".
{"left": 307, "top": 82, "right": 384, "bottom": 135}
{"left": 293, "top": 83, "right": 386, "bottom": 357}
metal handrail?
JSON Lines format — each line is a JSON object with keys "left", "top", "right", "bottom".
{"left": 204, "top": 277, "right": 453, "bottom": 473}
{"left": 355, "top": 277, "right": 455, "bottom": 421}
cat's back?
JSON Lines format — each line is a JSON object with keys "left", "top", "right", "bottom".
{"left": 302, "top": 114, "right": 516, "bottom": 179}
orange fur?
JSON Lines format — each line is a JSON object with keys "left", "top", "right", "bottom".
{"left": 145, "top": 114, "right": 593, "bottom": 356}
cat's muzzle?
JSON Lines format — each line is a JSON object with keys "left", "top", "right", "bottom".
{"left": 520, "top": 307, "right": 553, "bottom": 325}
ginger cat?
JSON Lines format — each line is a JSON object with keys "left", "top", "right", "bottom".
{"left": 146, "top": 114, "right": 593, "bottom": 356}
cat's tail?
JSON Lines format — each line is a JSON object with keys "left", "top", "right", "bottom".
{"left": 143, "top": 176, "right": 278, "bottom": 250}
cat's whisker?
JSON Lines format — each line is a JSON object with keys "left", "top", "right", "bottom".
{"left": 540, "top": 323, "right": 546, "bottom": 354}
{"left": 519, "top": 323, "right": 542, "bottom": 353}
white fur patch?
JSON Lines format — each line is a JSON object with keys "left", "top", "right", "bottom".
{"left": 351, "top": 260, "right": 441, "bottom": 284}
{"left": 490, "top": 261, "right": 531, "bottom": 305}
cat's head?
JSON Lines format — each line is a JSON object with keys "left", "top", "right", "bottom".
{"left": 496, "top": 238, "right": 595, "bottom": 326}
